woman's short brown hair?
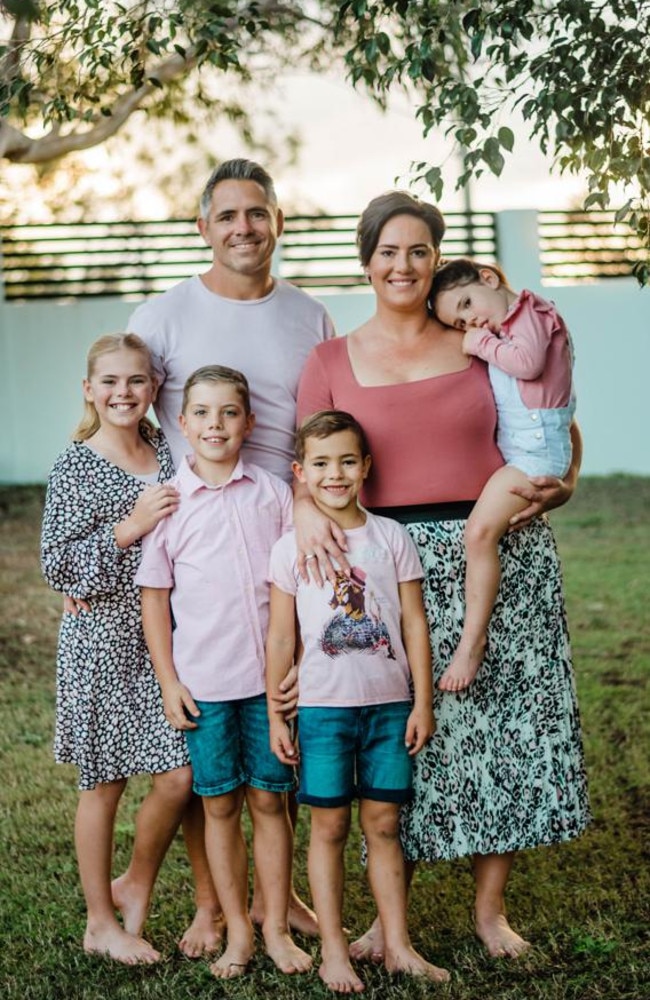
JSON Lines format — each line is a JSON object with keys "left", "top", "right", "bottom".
{"left": 356, "top": 191, "right": 446, "bottom": 267}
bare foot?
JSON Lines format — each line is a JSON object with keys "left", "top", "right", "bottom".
{"left": 251, "top": 889, "right": 320, "bottom": 939}
{"left": 349, "top": 918, "right": 384, "bottom": 963}
{"left": 319, "top": 953, "right": 365, "bottom": 993}
{"left": 385, "top": 943, "right": 450, "bottom": 982}
{"left": 179, "top": 905, "right": 226, "bottom": 958}
{"left": 111, "top": 874, "right": 150, "bottom": 938}
{"left": 84, "top": 923, "right": 160, "bottom": 965}
{"left": 475, "top": 912, "right": 531, "bottom": 958}
{"left": 210, "top": 938, "right": 255, "bottom": 979}
{"left": 264, "top": 928, "right": 313, "bottom": 974}
{"left": 438, "top": 639, "right": 485, "bottom": 692}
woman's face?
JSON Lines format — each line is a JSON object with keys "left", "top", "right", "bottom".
{"left": 366, "top": 214, "right": 439, "bottom": 311}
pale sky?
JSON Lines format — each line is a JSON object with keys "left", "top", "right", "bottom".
{"left": 272, "top": 71, "right": 588, "bottom": 215}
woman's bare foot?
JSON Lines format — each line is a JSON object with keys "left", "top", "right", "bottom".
{"left": 250, "top": 889, "right": 320, "bottom": 938}
{"left": 84, "top": 923, "right": 160, "bottom": 965}
{"left": 349, "top": 918, "right": 384, "bottom": 963}
{"left": 111, "top": 874, "right": 150, "bottom": 938}
{"left": 264, "top": 927, "right": 313, "bottom": 973}
{"left": 320, "top": 950, "right": 365, "bottom": 993}
{"left": 475, "top": 912, "right": 531, "bottom": 958}
{"left": 384, "top": 943, "right": 450, "bottom": 982}
{"left": 438, "top": 639, "right": 485, "bottom": 692}
{"left": 179, "top": 905, "right": 226, "bottom": 958}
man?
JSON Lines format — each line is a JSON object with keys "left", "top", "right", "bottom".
{"left": 129, "top": 158, "right": 334, "bottom": 478}
{"left": 127, "top": 158, "right": 334, "bottom": 956}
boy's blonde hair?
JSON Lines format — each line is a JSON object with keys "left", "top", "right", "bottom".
{"left": 295, "top": 410, "right": 370, "bottom": 464}
{"left": 182, "top": 365, "right": 251, "bottom": 415}
{"left": 73, "top": 333, "right": 157, "bottom": 442}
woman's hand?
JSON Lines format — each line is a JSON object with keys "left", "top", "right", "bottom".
{"left": 293, "top": 493, "right": 350, "bottom": 586}
{"left": 508, "top": 475, "right": 573, "bottom": 530}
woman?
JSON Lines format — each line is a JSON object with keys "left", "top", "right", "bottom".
{"left": 294, "top": 191, "right": 590, "bottom": 959}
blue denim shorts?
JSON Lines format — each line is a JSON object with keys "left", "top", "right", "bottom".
{"left": 185, "top": 694, "right": 295, "bottom": 797}
{"left": 297, "top": 702, "right": 414, "bottom": 808}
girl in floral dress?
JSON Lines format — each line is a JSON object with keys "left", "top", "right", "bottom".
{"left": 41, "top": 333, "right": 191, "bottom": 964}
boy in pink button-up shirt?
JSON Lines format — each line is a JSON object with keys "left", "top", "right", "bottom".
{"left": 137, "top": 365, "right": 312, "bottom": 981}
{"left": 431, "top": 257, "right": 576, "bottom": 694}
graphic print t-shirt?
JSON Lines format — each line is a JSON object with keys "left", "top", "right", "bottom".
{"left": 268, "top": 513, "right": 424, "bottom": 707}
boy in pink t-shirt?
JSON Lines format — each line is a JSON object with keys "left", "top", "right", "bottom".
{"left": 266, "top": 410, "right": 449, "bottom": 992}
{"left": 137, "top": 365, "right": 311, "bottom": 981}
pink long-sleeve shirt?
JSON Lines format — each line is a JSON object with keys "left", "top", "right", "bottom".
{"left": 463, "top": 290, "right": 574, "bottom": 410}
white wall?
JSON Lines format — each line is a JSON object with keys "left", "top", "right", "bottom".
{"left": 1, "top": 212, "right": 648, "bottom": 483}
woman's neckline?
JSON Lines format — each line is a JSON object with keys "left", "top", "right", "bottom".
{"left": 341, "top": 333, "right": 473, "bottom": 389}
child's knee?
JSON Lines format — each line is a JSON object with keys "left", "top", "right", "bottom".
{"left": 202, "top": 789, "right": 243, "bottom": 822}
{"left": 154, "top": 765, "right": 193, "bottom": 803}
{"left": 464, "top": 516, "right": 503, "bottom": 553}
{"left": 360, "top": 802, "right": 400, "bottom": 843}
{"left": 311, "top": 808, "right": 350, "bottom": 845}
{"left": 247, "top": 787, "right": 287, "bottom": 819}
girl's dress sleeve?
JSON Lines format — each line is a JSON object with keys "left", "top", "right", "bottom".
{"left": 41, "top": 448, "right": 131, "bottom": 599}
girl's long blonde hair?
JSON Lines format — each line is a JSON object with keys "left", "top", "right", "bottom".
{"left": 73, "top": 333, "right": 158, "bottom": 442}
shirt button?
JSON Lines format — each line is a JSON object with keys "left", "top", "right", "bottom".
{"left": 535, "top": 432, "right": 543, "bottom": 439}
{"left": 531, "top": 413, "right": 539, "bottom": 421}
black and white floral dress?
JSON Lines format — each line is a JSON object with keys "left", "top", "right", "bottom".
{"left": 41, "top": 433, "right": 190, "bottom": 791}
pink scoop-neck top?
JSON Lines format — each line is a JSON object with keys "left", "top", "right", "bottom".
{"left": 297, "top": 337, "right": 504, "bottom": 508}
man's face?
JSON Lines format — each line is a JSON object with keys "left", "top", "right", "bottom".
{"left": 197, "top": 179, "right": 283, "bottom": 279}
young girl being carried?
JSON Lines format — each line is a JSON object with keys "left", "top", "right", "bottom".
{"left": 41, "top": 333, "right": 192, "bottom": 963}
{"left": 430, "top": 258, "right": 576, "bottom": 691}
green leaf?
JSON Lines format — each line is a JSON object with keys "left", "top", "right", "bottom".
{"left": 498, "top": 126, "right": 514, "bottom": 151}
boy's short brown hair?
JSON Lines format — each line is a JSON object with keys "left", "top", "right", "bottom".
{"left": 182, "top": 365, "right": 251, "bottom": 414}
{"left": 295, "top": 410, "right": 370, "bottom": 464}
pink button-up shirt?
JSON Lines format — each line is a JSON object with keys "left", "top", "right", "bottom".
{"left": 136, "top": 455, "right": 292, "bottom": 701}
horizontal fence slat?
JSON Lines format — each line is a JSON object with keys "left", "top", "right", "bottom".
{"left": 2, "top": 209, "right": 639, "bottom": 299}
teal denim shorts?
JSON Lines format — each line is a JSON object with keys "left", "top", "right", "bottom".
{"left": 186, "top": 694, "right": 295, "bottom": 797}
{"left": 297, "top": 702, "right": 414, "bottom": 808}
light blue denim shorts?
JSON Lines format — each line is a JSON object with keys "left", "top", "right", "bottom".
{"left": 297, "top": 702, "right": 414, "bottom": 808}
{"left": 185, "top": 693, "right": 295, "bottom": 797}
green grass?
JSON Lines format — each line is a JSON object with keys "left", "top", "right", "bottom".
{"left": 1, "top": 479, "right": 648, "bottom": 999}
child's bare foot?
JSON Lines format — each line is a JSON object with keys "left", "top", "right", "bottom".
{"left": 251, "top": 889, "right": 320, "bottom": 938}
{"left": 84, "top": 923, "right": 160, "bottom": 965}
{"left": 319, "top": 952, "right": 365, "bottom": 993}
{"left": 349, "top": 918, "right": 384, "bottom": 963}
{"left": 111, "top": 874, "right": 150, "bottom": 938}
{"left": 438, "top": 639, "right": 485, "bottom": 692}
{"left": 264, "top": 927, "right": 313, "bottom": 973}
{"left": 209, "top": 935, "right": 255, "bottom": 979}
{"left": 179, "top": 905, "right": 226, "bottom": 958}
{"left": 475, "top": 912, "right": 531, "bottom": 958}
{"left": 385, "top": 943, "right": 450, "bottom": 982}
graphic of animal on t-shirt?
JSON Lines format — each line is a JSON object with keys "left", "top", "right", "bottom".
{"left": 320, "top": 568, "right": 396, "bottom": 661}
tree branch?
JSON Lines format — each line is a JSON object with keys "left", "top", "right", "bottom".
{"left": 0, "top": 47, "right": 198, "bottom": 163}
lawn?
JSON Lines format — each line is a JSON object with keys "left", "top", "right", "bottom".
{"left": 0, "top": 478, "right": 648, "bottom": 1000}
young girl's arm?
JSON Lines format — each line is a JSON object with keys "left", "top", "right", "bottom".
{"left": 399, "top": 579, "right": 434, "bottom": 756}
{"left": 41, "top": 451, "right": 178, "bottom": 599}
{"left": 463, "top": 300, "right": 559, "bottom": 380}
{"left": 140, "top": 586, "right": 200, "bottom": 731}
{"left": 265, "top": 584, "right": 299, "bottom": 764}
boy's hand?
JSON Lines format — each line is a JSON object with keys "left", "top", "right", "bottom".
{"left": 405, "top": 704, "right": 434, "bottom": 756}
{"left": 269, "top": 717, "right": 298, "bottom": 766}
{"left": 162, "top": 680, "right": 200, "bottom": 730}
{"left": 63, "top": 594, "right": 91, "bottom": 615}
{"left": 269, "top": 664, "right": 299, "bottom": 720}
